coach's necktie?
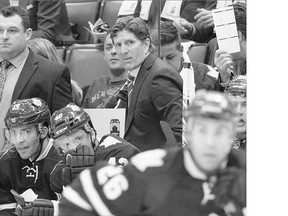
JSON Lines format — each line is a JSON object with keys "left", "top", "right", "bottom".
{"left": 0, "top": 60, "right": 12, "bottom": 102}
{"left": 127, "top": 73, "right": 135, "bottom": 108}
{"left": 115, "top": 74, "right": 135, "bottom": 109}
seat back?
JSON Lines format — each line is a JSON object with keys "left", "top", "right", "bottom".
{"left": 187, "top": 43, "right": 208, "bottom": 63}
{"left": 65, "top": 0, "right": 101, "bottom": 42}
{"left": 66, "top": 44, "right": 109, "bottom": 88}
{"left": 99, "top": 0, "right": 123, "bottom": 27}
{"left": 56, "top": 46, "right": 67, "bottom": 62}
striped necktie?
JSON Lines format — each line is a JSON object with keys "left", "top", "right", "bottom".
{"left": 115, "top": 74, "right": 135, "bottom": 109}
{"left": 127, "top": 74, "right": 135, "bottom": 108}
{"left": 0, "top": 60, "right": 12, "bottom": 102}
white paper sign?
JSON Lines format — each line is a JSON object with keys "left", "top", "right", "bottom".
{"left": 10, "top": 0, "right": 19, "bottom": 6}
{"left": 84, "top": 108, "right": 126, "bottom": 138}
{"left": 118, "top": 0, "right": 138, "bottom": 17}
{"left": 212, "top": 6, "right": 240, "bottom": 53}
{"left": 161, "top": 0, "right": 182, "bottom": 21}
{"left": 140, "top": 0, "right": 153, "bottom": 21}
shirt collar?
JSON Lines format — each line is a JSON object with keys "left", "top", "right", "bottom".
{"left": 0, "top": 47, "right": 29, "bottom": 68}
{"left": 129, "top": 65, "right": 141, "bottom": 80}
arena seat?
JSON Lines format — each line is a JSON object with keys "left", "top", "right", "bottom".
{"left": 56, "top": 46, "right": 67, "bottom": 62}
{"left": 65, "top": 44, "right": 109, "bottom": 88}
{"left": 65, "top": 0, "right": 101, "bottom": 42}
{"left": 98, "top": 0, "right": 123, "bottom": 27}
{"left": 187, "top": 43, "right": 208, "bottom": 63}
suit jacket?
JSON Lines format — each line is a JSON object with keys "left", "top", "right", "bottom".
{"left": 12, "top": 50, "right": 73, "bottom": 113}
{"left": 28, "top": 0, "right": 75, "bottom": 45}
{"left": 124, "top": 53, "right": 183, "bottom": 152}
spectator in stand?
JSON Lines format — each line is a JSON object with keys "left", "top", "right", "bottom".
{"left": 27, "top": 38, "right": 83, "bottom": 106}
{"left": 145, "top": 0, "right": 217, "bottom": 43}
{"left": 0, "top": 6, "right": 72, "bottom": 154}
{"left": 214, "top": 2, "right": 246, "bottom": 91}
{"left": 82, "top": 32, "right": 128, "bottom": 108}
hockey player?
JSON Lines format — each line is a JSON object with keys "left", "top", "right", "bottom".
{"left": 225, "top": 75, "right": 247, "bottom": 150}
{"left": 0, "top": 98, "right": 61, "bottom": 216}
{"left": 56, "top": 90, "right": 246, "bottom": 216}
{"left": 49, "top": 103, "right": 140, "bottom": 193}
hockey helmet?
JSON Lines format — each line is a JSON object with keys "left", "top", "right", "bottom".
{"left": 5, "top": 98, "right": 51, "bottom": 128}
{"left": 185, "top": 90, "right": 237, "bottom": 121}
{"left": 50, "top": 103, "right": 94, "bottom": 139}
{"left": 225, "top": 75, "right": 247, "bottom": 98}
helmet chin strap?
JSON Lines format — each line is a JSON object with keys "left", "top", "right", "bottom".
{"left": 30, "top": 125, "right": 46, "bottom": 163}
{"left": 29, "top": 135, "right": 44, "bottom": 163}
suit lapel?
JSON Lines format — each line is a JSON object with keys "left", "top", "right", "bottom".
{"left": 12, "top": 50, "right": 38, "bottom": 102}
{"left": 125, "top": 53, "right": 157, "bottom": 132}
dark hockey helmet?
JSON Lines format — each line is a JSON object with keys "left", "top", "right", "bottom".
{"left": 5, "top": 98, "right": 51, "bottom": 128}
{"left": 225, "top": 75, "right": 247, "bottom": 98}
{"left": 50, "top": 103, "right": 94, "bottom": 139}
{"left": 185, "top": 90, "right": 237, "bottom": 121}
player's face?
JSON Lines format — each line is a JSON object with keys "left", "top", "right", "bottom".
{"left": 54, "top": 129, "right": 92, "bottom": 152}
{"left": 6, "top": 125, "right": 41, "bottom": 160}
{"left": 113, "top": 30, "right": 149, "bottom": 71}
{"left": 232, "top": 97, "right": 246, "bottom": 139}
{"left": 160, "top": 41, "right": 182, "bottom": 72}
{"left": 104, "top": 35, "right": 125, "bottom": 74}
{"left": 186, "top": 117, "right": 234, "bottom": 175}
{"left": 0, "top": 14, "right": 32, "bottom": 60}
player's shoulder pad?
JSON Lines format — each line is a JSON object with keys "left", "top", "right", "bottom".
{"left": 99, "top": 134, "right": 126, "bottom": 148}
{"left": 130, "top": 149, "right": 167, "bottom": 172}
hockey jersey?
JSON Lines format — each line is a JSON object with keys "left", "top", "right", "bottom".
{"left": 50, "top": 134, "right": 140, "bottom": 193}
{"left": 0, "top": 139, "right": 62, "bottom": 211}
{"left": 57, "top": 147, "right": 245, "bottom": 216}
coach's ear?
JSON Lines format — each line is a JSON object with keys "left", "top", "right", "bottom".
{"left": 25, "top": 28, "right": 33, "bottom": 41}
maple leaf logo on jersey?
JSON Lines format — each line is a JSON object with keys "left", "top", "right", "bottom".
{"left": 22, "top": 165, "right": 39, "bottom": 183}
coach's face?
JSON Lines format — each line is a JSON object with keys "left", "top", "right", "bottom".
{"left": 114, "top": 30, "right": 150, "bottom": 71}
{"left": 0, "top": 14, "right": 32, "bottom": 60}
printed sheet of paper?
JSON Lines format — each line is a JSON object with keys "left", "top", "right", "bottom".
{"left": 140, "top": 0, "right": 153, "bottom": 21}
{"left": 212, "top": 6, "right": 240, "bottom": 53}
{"left": 118, "top": 0, "right": 138, "bottom": 17}
{"left": 161, "top": 0, "right": 182, "bottom": 20}
{"left": 84, "top": 109, "right": 126, "bottom": 138}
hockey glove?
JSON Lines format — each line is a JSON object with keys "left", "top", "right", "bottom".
{"left": 15, "top": 199, "right": 54, "bottom": 216}
{"left": 62, "top": 145, "right": 95, "bottom": 186}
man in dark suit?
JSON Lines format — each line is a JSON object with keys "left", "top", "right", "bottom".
{"left": 0, "top": 6, "right": 72, "bottom": 154}
{"left": 0, "top": 0, "right": 75, "bottom": 46}
{"left": 111, "top": 16, "right": 183, "bottom": 152}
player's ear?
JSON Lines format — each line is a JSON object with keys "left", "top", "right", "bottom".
{"left": 39, "top": 126, "right": 49, "bottom": 139}
{"left": 90, "top": 129, "right": 99, "bottom": 148}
